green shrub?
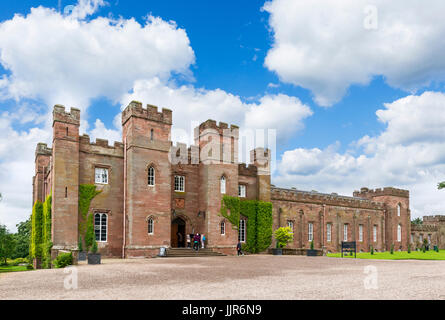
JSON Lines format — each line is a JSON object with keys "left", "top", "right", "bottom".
{"left": 310, "top": 240, "right": 314, "bottom": 250}
{"left": 256, "top": 202, "right": 273, "bottom": 252}
{"left": 41, "top": 195, "right": 52, "bottom": 268}
{"left": 30, "top": 201, "right": 44, "bottom": 259}
{"left": 274, "top": 227, "right": 293, "bottom": 249}
{"left": 91, "top": 239, "right": 98, "bottom": 254}
{"left": 370, "top": 245, "right": 374, "bottom": 255}
{"left": 408, "top": 243, "right": 411, "bottom": 254}
{"left": 390, "top": 243, "right": 394, "bottom": 254}
{"left": 26, "top": 264, "right": 34, "bottom": 270}
{"left": 85, "top": 213, "right": 95, "bottom": 252}
{"left": 240, "top": 200, "right": 257, "bottom": 253}
{"left": 53, "top": 253, "right": 73, "bottom": 268}
{"left": 78, "top": 236, "right": 84, "bottom": 252}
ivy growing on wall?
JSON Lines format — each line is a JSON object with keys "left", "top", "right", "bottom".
{"left": 78, "top": 184, "right": 101, "bottom": 249}
{"left": 41, "top": 195, "right": 52, "bottom": 268}
{"left": 220, "top": 196, "right": 273, "bottom": 253}
{"left": 30, "top": 201, "right": 43, "bottom": 260}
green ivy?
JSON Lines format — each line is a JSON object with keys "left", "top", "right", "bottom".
{"left": 220, "top": 195, "right": 240, "bottom": 230}
{"left": 220, "top": 196, "right": 273, "bottom": 254}
{"left": 41, "top": 195, "right": 52, "bottom": 268}
{"left": 30, "top": 201, "right": 43, "bottom": 259}
{"left": 78, "top": 184, "right": 101, "bottom": 249}
{"left": 256, "top": 201, "right": 273, "bottom": 252}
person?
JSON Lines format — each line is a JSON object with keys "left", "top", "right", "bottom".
{"left": 201, "top": 234, "right": 206, "bottom": 249}
{"left": 186, "top": 234, "right": 191, "bottom": 248}
{"left": 237, "top": 241, "right": 243, "bottom": 256}
{"left": 177, "top": 232, "right": 183, "bottom": 247}
{"left": 193, "top": 233, "right": 200, "bottom": 251}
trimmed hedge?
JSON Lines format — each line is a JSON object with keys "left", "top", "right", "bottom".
{"left": 41, "top": 195, "right": 52, "bottom": 268}
{"left": 256, "top": 201, "right": 273, "bottom": 252}
{"left": 53, "top": 252, "right": 73, "bottom": 269}
{"left": 240, "top": 200, "right": 257, "bottom": 253}
{"left": 30, "top": 201, "right": 43, "bottom": 259}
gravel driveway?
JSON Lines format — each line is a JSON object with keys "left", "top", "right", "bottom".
{"left": 1, "top": 255, "right": 445, "bottom": 300}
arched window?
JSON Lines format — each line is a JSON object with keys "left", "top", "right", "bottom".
{"left": 397, "top": 224, "right": 402, "bottom": 242}
{"left": 220, "top": 221, "right": 225, "bottom": 235}
{"left": 148, "top": 218, "right": 154, "bottom": 235}
{"left": 150, "top": 129, "right": 154, "bottom": 141}
{"left": 220, "top": 176, "right": 226, "bottom": 194}
{"left": 94, "top": 213, "right": 107, "bottom": 242}
{"left": 397, "top": 204, "right": 401, "bottom": 216}
{"left": 148, "top": 166, "right": 155, "bottom": 186}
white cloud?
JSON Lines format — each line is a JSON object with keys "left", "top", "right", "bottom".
{"left": 89, "top": 118, "right": 121, "bottom": 144}
{"left": 263, "top": 0, "right": 445, "bottom": 106}
{"left": 0, "top": 2, "right": 195, "bottom": 111}
{"left": 274, "top": 91, "right": 445, "bottom": 219}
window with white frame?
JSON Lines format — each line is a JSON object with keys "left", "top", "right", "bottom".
{"left": 220, "top": 176, "right": 226, "bottom": 194}
{"left": 327, "top": 223, "right": 332, "bottom": 242}
{"left": 220, "top": 221, "right": 225, "bottom": 235}
{"left": 397, "top": 224, "right": 402, "bottom": 242}
{"left": 287, "top": 220, "right": 294, "bottom": 231}
{"left": 359, "top": 224, "right": 363, "bottom": 242}
{"left": 428, "top": 234, "right": 431, "bottom": 244}
{"left": 239, "top": 219, "right": 246, "bottom": 242}
{"left": 238, "top": 185, "right": 246, "bottom": 198}
{"left": 419, "top": 234, "right": 423, "bottom": 243}
{"left": 411, "top": 233, "right": 414, "bottom": 243}
{"left": 343, "top": 224, "right": 348, "bottom": 241}
{"left": 373, "top": 225, "right": 377, "bottom": 242}
{"left": 147, "top": 218, "right": 154, "bottom": 235}
{"left": 308, "top": 223, "right": 313, "bottom": 241}
{"left": 94, "top": 213, "right": 107, "bottom": 242}
{"left": 95, "top": 168, "right": 108, "bottom": 184}
{"left": 397, "top": 204, "right": 401, "bottom": 217}
{"left": 174, "top": 176, "right": 185, "bottom": 192}
{"left": 148, "top": 166, "right": 155, "bottom": 186}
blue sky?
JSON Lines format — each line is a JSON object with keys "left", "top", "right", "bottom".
{"left": 2, "top": 0, "right": 445, "bottom": 230}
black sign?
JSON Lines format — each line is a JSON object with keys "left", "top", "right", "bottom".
{"left": 341, "top": 241, "right": 356, "bottom": 258}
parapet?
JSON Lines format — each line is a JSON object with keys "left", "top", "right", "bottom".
{"left": 79, "top": 134, "right": 124, "bottom": 155}
{"left": 271, "top": 187, "right": 385, "bottom": 210}
{"left": 122, "top": 101, "right": 172, "bottom": 126}
{"left": 198, "top": 119, "right": 239, "bottom": 137}
{"left": 411, "top": 224, "right": 439, "bottom": 232}
{"left": 35, "top": 143, "right": 52, "bottom": 157}
{"left": 169, "top": 142, "right": 199, "bottom": 165}
{"left": 238, "top": 163, "right": 258, "bottom": 177}
{"left": 423, "top": 215, "right": 445, "bottom": 223}
{"left": 53, "top": 104, "right": 80, "bottom": 126}
{"left": 353, "top": 187, "right": 409, "bottom": 199}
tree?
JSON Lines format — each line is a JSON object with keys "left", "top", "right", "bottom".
{"left": 411, "top": 217, "right": 423, "bottom": 225}
{"left": 274, "top": 226, "right": 293, "bottom": 249}
{"left": 438, "top": 182, "right": 445, "bottom": 190}
{"left": 0, "top": 225, "right": 16, "bottom": 265}
{"left": 13, "top": 218, "right": 31, "bottom": 259}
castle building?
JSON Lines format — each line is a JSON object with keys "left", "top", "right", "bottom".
{"left": 32, "top": 101, "right": 442, "bottom": 258}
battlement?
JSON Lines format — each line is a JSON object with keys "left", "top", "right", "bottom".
{"left": 238, "top": 163, "right": 258, "bottom": 176}
{"left": 169, "top": 142, "right": 199, "bottom": 165}
{"left": 35, "top": 143, "right": 52, "bottom": 157}
{"left": 353, "top": 187, "right": 409, "bottom": 199}
{"left": 121, "top": 101, "right": 172, "bottom": 126}
{"left": 198, "top": 119, "right": 239, "bottom": 137}
{"left": 423, "top": 215, "right": 445, "bottom": 223}
{"left": 53, "top": 104, "right": 80, "bottom": 126}
{"left": 411, "top": 224, "right": 438, "bottom": 232}
{"left": 79, "top": 134, "right": 124, "bottom": 150}
{"left": 272, "top": 187, "right": 385, "bottom": 210}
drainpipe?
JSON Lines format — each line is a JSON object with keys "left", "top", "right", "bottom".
{"left": 122, "top": 137, "right": 127, "bottom": 259}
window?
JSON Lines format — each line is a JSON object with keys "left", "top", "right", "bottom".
{"left": 327, "top": 223, "right": 332, "bottom": 242}
{"left": 174, "top": 176, "right": 185, "bottom": 192}
{"left": 148, "top": 166, "right": 155, "bottom": 186}
{"left": 359, "top": 224, "right": 363, "bottom": 242}
{"left": 220, "top": 221, "right": 225, "bottom": 235}
{"left": 94, "top": 213, "right": 107, "bottom": 242}
{"left": 220, "top": 176, "right": 226, "bottom": 194}
{"left": 287, "top": 221, "right": 294, "bottom": 231}
{"left": 148, "top": 218, "right": 154, "bottom": 234}
{"left": 419, "top": 234, "right": 423, "bottom": 243}
{"left": 397, "top": 224, "right": 402, "bottom": 242}
{"left": 343, "top": 224, "right": 348, "bottom": 241}
{"left": 411, "top": 234, "right": 414, "bottom": 243}
{"left": 150, "top": 129, "right": 154, "bottom": 141}
{"left": 308, "top": 223, "right": 313, "bottom": 241}
{"left": 239, "top": 219, "right": 246, "bottom": 242}
{"left": 95, "top": 168, "right": 108, "bottom": 184}
{"left": 373, "top": 225, "right": 377, "bottom": 242}
{"left": 397, "top": 204, "right": 401, "bottom": 217}
{"left": 238, "top": 185, "right": 246, "bottom": 198}
{"left": 428, "top": 234, "right": 431, "bottom": 244}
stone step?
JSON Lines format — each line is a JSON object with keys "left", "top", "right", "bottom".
{"left": 164, "top": 248, "right": 226, "bottom": 257}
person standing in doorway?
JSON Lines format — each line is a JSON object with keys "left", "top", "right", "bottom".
{"left": 201, "top": 234, "right": 206, "bottom": 249}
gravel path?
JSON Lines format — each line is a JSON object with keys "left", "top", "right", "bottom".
{"left": 1, "top": 255, "right": 445, "bottom": 300}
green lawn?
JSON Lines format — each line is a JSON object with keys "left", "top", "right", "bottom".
{"left": 327, "top": 250, "right": 445, "bottom": 260}
{"left": 0, "top": 265, "right": 29, "bottom": 273}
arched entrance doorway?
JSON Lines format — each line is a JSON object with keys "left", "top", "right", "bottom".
{"left": 171, "top": 217, "right": 186, "bottom": 248}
